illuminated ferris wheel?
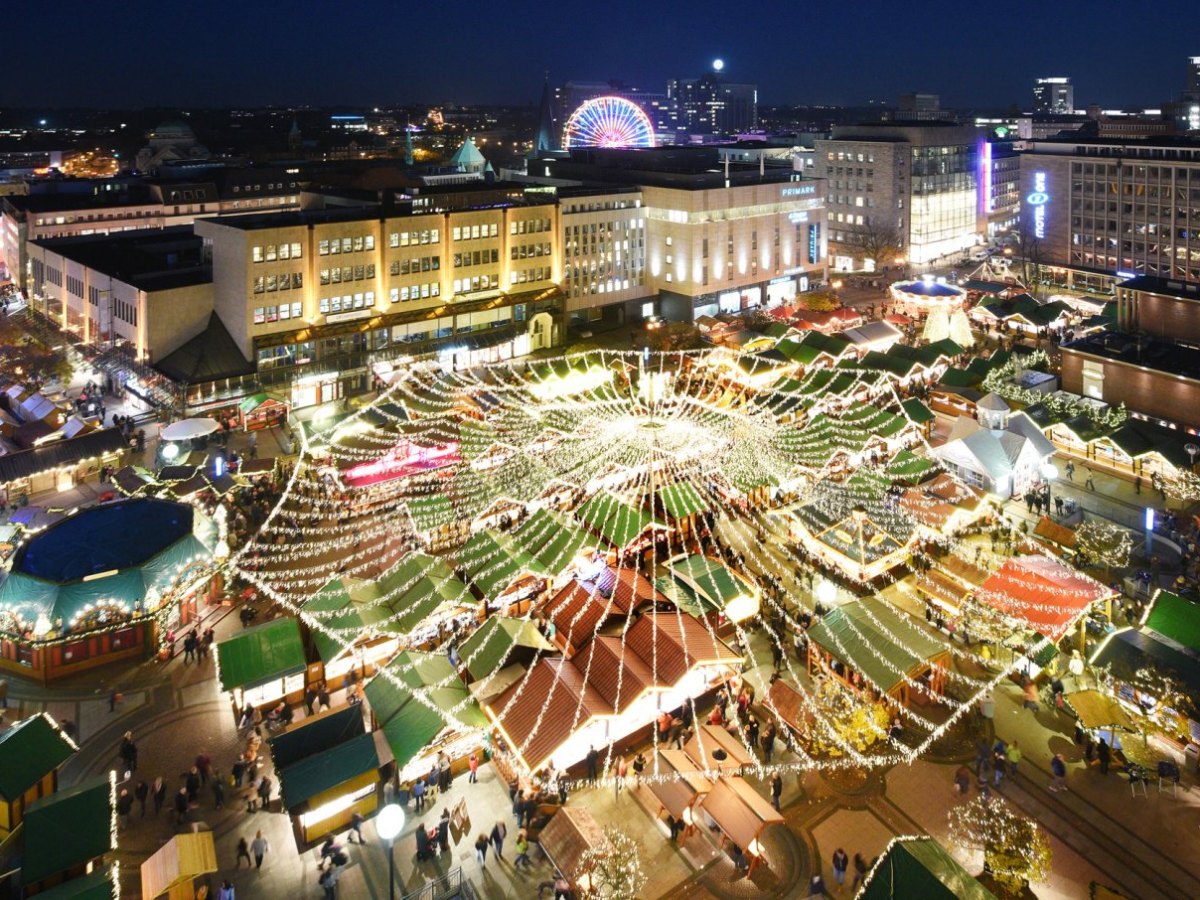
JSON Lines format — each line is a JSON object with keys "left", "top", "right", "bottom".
{"left": 563, "top": 96, "right": 655, "bottom": 149}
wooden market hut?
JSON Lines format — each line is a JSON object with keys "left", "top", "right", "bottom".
{"left": 655, "top": 482, "right": 711, "bottom": 539}
{"left": 20, "top": 774, "right": 114, "bottom": 895}
{"left": 646, "top": 748, "right": 713, "bottom": 836}
{"left": 215, "top": 617, "right": 308, "bottom": 724}
{"left": 978, "top": 554, "right": 1115, "bottom": 650}
{"left": 0, "top": 713, "right": 76, "bottom": 837}
{"left": 456, "top": 615, "right": 555, "bottom": 700}
{"left": 573, "top": 491, "right": 669, "bottom": 560}
{"left": 807, "top": 598, "right": 950, "bottom": 706}
{"left": 657, "top": 554, "right": 760, "bottom": 631}
{"left": 859, "top": 836, "right": 997, "bottom": 899}
{"left": 139, "top": 832, "right": 218, "bottom": 900}
{"left": 695, "top": 776, "right": 785, "bottom": 873}
{"left": 683, "top": 723, "right": 755, "bottom": 775}
{"left": 538, "top": 806, "right": 607, "bottom": 886}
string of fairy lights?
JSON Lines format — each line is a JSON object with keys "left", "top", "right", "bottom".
{"left": 223, "top": 346, "right": 1114, "bottom": 785}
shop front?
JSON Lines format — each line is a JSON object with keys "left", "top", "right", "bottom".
{"left": 215, "top": 617, "right": 308, "bottom": 724}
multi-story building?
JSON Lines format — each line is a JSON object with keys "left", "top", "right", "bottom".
{"left": 1033, "top": 77, "right": 1074, "bottom": 114}
{"left": 1018, "top": 137, "right": 1200, "bottom": 289}
{"left": 558, "top": 185, "right": 649, "bottom": 328}
{"left": 524, "top": 146, "right": 826, "bottom": 325}
{"left": 192, "top": 185, "right": 563, "bottom": 408}
{"left": 25, "top": 227, "right": 213, "bottom": 363}
{"left": 893, "top": 93, "right": 949, "bottom": 122}
{"left": 667, "top": 71, "right": 757, "bottom": 135}
{"left": 2, "top": 170, "right": 303, "bottom": 294}
{"left": 815, "top": 123, "right": 982, "bottom": 271}
{"left": 981, "top": 140, "right": 1021, "bottom": 239}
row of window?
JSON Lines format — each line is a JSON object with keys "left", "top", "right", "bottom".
{"left": 510, "top": 267, "right": 551, "bottom": 285}
{"left": 319, "top": 292, "right": 377, "bottom": 314}
{"left": 319, "top": 236, "right": 376, "bottom": 255}
{"left": 319, "top": 265, "right": 375, "bottom": 285}
{"left": 454, "top": 249, "right": 500, "bottom": 268}
{"left": 389, "top": 282, "right": 440, "bottom": 302}
{"left": 828, "top": 151, "right": 877, "bottom": 163}
{"left": 390, "top": 257, "right": 440, "bottom": 275}
{"left": 390, "top": 229, "right": 440, "bottom": 247}
{"left": 252, "top": 243, "right": 302, "bottom": 262}
{"left": 451, "top": 224, "right": 497, "bottom": 241}
{"left": 254, "top": 302, "right": 303, "bottom": 323}
{"left": 511, "top": 242, "right": 551, "bottom": 260}
{"left": 453, "top": 274, "right": 499, "bottom": 293}
{"left": 253, "top": 273, "right": 303, "bottom": 293}
{"left": 67, "top": 275, "right": 84, "bottom": 298}
{"left": 512, "top": 218, "right": 552, "bottom": 235}
{"left": 113, "top": 297, "right": 137, "bottom": 325}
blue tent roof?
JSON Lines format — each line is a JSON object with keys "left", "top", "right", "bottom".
{"left": 894, "top": 280, "right": 966, "bottom": 298}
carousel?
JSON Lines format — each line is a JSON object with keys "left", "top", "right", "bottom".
{"left": 889, "top": 275, "right": 968, "bottom": 318}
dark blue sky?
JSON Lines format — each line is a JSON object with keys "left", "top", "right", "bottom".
{"left": 6, "top": 0, "right": 1196, "bottom": 110}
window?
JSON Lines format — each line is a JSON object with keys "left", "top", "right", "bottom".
{"left": 265, "top": 305, "right": 278, "bottom": 323}
{"left": 290, "top": 242, "right": 301, "bottom": 259}
{"left": 292, "top": 273, "right": 303, "bottom": 289}
{"left": 353, "top": 236, "right": 364, "bottom": 252}
{"left": 252, "top": 246, "right": 264, "bottom": 263}
{"left": 265, "top": 244, "right": 277, "bottom": 261}
{"left": 278, "top": 243, "right": 291, "bottom": 260}
{"left": 364, "top": 235, "right": 375, "bottom": 250}
{"left": 254, "top": 307, "right": 265, "bottom": 324}
{"left": 319, "top": 240, "right": 330, "bottom": 255}
{"left": 253, "top": 277, "right": 265, "bottom": 294}
{"left": 266, "top": 275, "right": 277, "bottom": 292}
{"left": 390, "top": 233, "right": 400, "bottom": 247}
{"left": 341, "top": 238, "right": 352, "bottom": 253}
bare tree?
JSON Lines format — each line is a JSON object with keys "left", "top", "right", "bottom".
{"left": 1010, "top": 216, "right": 1045, "bottom": 297}
{"left": 842, "top": 220, "right": 905, "bottom": 273}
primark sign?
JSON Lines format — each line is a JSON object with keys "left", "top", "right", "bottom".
{"left": 1026, "top": 172, "right": 1049, "bottom": 239}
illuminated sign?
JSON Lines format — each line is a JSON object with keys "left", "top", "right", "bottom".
{"left": 781, "top": 185, "right": 816, "bottom": 197}
{"left": 788, "top": 211, "right": 809, "bottom": 223}
{"left": 1026, "top": 172, "right": 1049, "bottom": 239}
{"left": 808, "top": 223, "right": 820, "bottom": 265}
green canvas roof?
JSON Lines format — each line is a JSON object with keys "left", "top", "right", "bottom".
{"left": 269, "top": 705, "right": 366, "bottom": 770}
{"left": 216, "top": 617, "right": 306, "bottom": 692}
{"left": 456, "top": 530, "right": 543, "bottom": 602}
{"left": 279, "top": 731, "right": 380, "bottom": 811}
{"left": 457, "top": 615, "right": 555, "bottom": 681}
{"left": 886, "top": 449, "right": 937, "bottom": 484}
{"left": 365, "top": 651, "right": 487, "bottom": 730}
{"left": 809, "top": 598, "right": 946, "bottom": 695}
{"left": 238, "top": 392, "right": 269, "bottom": 413}
{"left": 900, "top": 398, "right": 935, "bottom": 424}
{"left": 303, "top": 577, "right": 395, "bottom": 663}
{"left": 937, "top": 367, "right": 981, "bottom": 388}
{"left": 0, "top": 713, "right": 75, "bottom": 801}
{"left": 1146, "top": 591, "right": 1200, "bottom": 652}
{"left": 860, "top": 837, "right": 997, "bottom": 900}
{"left": 659, "top": 482, "right": 709, "bottom": 520}
{"left": 926, "top": 338, "right": 965, "bottom": 359}
{"left": 667, "top": 555, "right": 750, "bottom": 610}
{"left": 511, "top": 510, "right": 592, "bottom": 574}
{"left": 406, "top": 494, "right": 455, "bottom": 532}
{"left": 381, "top": 701, "right": 447, "bottom": 770}
{"left": 31, "top": 866, "right": 118, "bottom": 900}
{"left": 23, "top": 775, "right": 113, "bottom": 884}
{"left": 575, "top": 492, "right": 663, "bottom": 549}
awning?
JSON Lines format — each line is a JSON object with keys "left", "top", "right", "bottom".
{"left": 279, "top": 731, "right": 382, "bottom": 811}
{"left": 140, "top": 832, "right": 218, "bottom": 900}
{"left": 161, "top": 418, "right": 220, "bottom": 442}
{"left": 22, "top": 774, "right": 113, "bottom": 884}
{"left": 216, "top": 617, "right": 307, "bottom": 692}
{"left": 538, "top": 806, "right": 607, "bottom": 880}
{"left": 698, "top": 776, "right": 783, "bottom": 849}
{"left": 1064, "top": 689, "right": 1137, "bottom": 732}
{"left": 29, "top": 865, "right": 119, "bottom": 900}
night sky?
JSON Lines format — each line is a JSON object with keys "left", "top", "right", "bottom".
{"left": 7, "top": 0, "right": 1196, "bottom": 110}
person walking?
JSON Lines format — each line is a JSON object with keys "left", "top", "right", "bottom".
{"left": 954, "top": 764, "right": 972, "bottom": 795}
{"left": 474, "top": 833, "right": 489, "bottom": 869}
{"left": 413, "top": 776, "right": 426, "bottom": 812}
{"left": 490, "top": 820, "right": 507, "bottom": 861}
{"left": 152, "top": 776, "right": 166, "bottom": 815}
{"left": 632, "top": 752, "right": 646, "bottom": 788}
{"left": 514, "top": 829, "right": 532, "bottom": 869}
{"left": 256, "top": 774, "right": 272, "bottom": 811}
{"left": 993, "top": 743, "right": 1008, "bottom": 786}
{"left": 614, "top": 756, "right": 627, "bottom": 799}
{"left": 1021, "top": 680, "right": 1040, "bottom": 712}
{"left": 251, "top": 830, "right": 269, "bottom": 870}
{"left": 832, "top": 848, "right": 849, "bottom": 889}
{"left": 174, "top": 787, "right": 189, "bottom": 825}
{"left": 319, "top": 864, "right": 339, "bottom": 900}
{"left": 852, "top": 853, "right": 869, "bottom": 892}
{"left": 771, "top": 773, "right": 783, "bottom": 812}
{"left": 1049, "top": 753, "right": 1068, "bottom": 792}
{"left": 211, "top": 770, "right": 225, "bottom": 809}
{"left": 348, "top": 810, "right": 364, "bottom": 844}
{"left": 185, "top": 767, "right": 201, "bottom": 803}
{"left": 1098, "top": 738, "right": 1111, "bottom": 775}
{"left": 1007, "top": 741, "right": 1022, "bottom": 780}
{"left": 235, "top": 837, "right": 253, "bottom": 868}
{"left": 416, "top": 824, "right": 432, "bottom": 862}
{"left": 586, "top": 745, "right": 599, "bottom": 781}
{"left": 218, "top": 879, "right": 235, "bottom": 900}
{"left": 116, "top": 788, "right": 133, "bottom": 829}
{"left": 437, "top": 810, "right": 451, "bottom": 855}
{"left": 974, "top": 738, "right": 991, "bottom": 777}
{"left": 134, "top": 779, "right": 149, "bottom": 817}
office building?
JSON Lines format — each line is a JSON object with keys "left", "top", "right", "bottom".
{"left": 981, "top": 140, "right": 1021, "bottom": 239}
{"left": 815, "top": 123, "right": 982, "bottom": 271}
{"left": 667, "top": 70, "right": 758, "bottom": 135}
{"left": 894, "top": 94, "right": 948, "bottom": 122}
{"left": 1018, "top": 137, "right": 1200, "bottom": 289}
{"left": 1033, "top": 77, "right": 1074, "bottom": 114}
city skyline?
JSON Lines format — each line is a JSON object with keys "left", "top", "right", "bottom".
{"left": 4, "top": 0, "right": 1198, "bottom": 111}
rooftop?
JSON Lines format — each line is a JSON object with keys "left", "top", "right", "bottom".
{"left": 1062, "top": 331, "right": 1200, "bottom": 382}
{"left": 30, "top": 227, "right": 209, "bottom": 291}
{"left": 1117, "top": 275, "right": 1200, "bottom": 300}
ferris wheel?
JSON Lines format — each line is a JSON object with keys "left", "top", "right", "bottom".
{"left": 562, "top": 96, "right": 655, "bottom": 149}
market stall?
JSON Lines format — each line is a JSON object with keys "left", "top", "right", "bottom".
{"left": 658, "top": 554, "right": 759, "bottom": 631}
{"left": 215, "top": 617, "right": 308, "bottom": 724}
{"left": 537, "top": 805, "right": 608, "bottom": 884}
{"left": 20, "top": 773, "right": 115, "bottom": 893}
{"left": 238, "top": 392, "right": 290, "bottom": 431}
{"left": 0, "top": 713, "right": 76, "bottom": 837}
{"left": 140, "top": 832, "right": 218, "bottom": 900}
{"left": 456, "top": 615, "right": 555, "bottom": 687}
{"left": 683, "top": 723, "right": 755, "bottom": 775}
{"left": 858, "top": 836, "right": 996, "bottom": 900}
{"left": 647, "top": 747, "right": 713, "bottom": 837}
{"left": 695, "top": 776, "right": 785, "bottom": 875}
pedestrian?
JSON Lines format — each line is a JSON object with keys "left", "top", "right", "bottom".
{"left": 348, "top": 810, "right": 364, "bottom": 844}
{"left": 490, "top": 820, "right": 507, "bottom": 860}
{"left": 109, "top": 688, "right": 122, "bottom": 712}
{"left": 174, "top": 787, "right": 189, "bottom": 824}
{"left": 762, "top": 721, "right": 776, "bottom": 763}
{"left": 257, "top": 774, "right": 272, "bottom": 810}
{"left": 437, "top": 810, "right": 451, "bottom": 854}
{"left": 413, "top": 776, "right": 426, "bottom": 812}
{"left": 632, "top": 752, "right": 646, "bottom": 788}
{"left": 196, "top": 751, "right": 211, "bottom": 784}
{"left": 218, "top": 879, "right": 235, "bottom": 900}
{"left": 954, "top": 764, "right": 971, "bottom": 795}
{"left": 1098, "top": 738, "right": 1110, "bottom": 775}
{"left": 1007, "top": 741, "right": 1022, "bottom": 780}
{"left": 251, "top": 830, "right": 269, "bottom": 869}
{"left": 134, "top": 779, "right": 149, "bottom": 817}
{"left": 586, "top": 745, "right": 599, "bottom": 781}
{"left": 514, "top": 829, "right": 532, "bottom": 868}
{"left": 974, "top": 738, "right": 991, "bottom": 777}
{"left": 119, "top": 731, "right": 138, "bottom": 773}
{"left": 810, "top": 874, "right": 827, "bottom": 896}
{"left": 1049, "top": 753, "right": 1068, "bottom": 792}
{"left": 1021, "top": 680, "right": 1040, "bottom": 712}
{"left": 468, "top": 752, "right": 479, "bottom": 784}
{"left": 1086, "top": 471, "right": 1095, "bottom": 491}
{"left": 771, "top": 773, "right": 783, "bottom": 812}
{"left": 319, "top": 864, "right": 339, "bottom": 900}
{"left": 1135, "top": 475, "right": 1142, "bottom": 494}
{"left": 186, "top": 767, "right": 200, "bottom": 802}
{"left": 116, "top": 788, "right": 133, "bottom": 828}
{"left": 153, "top": 776, "right": 166, "bottom": 815}
{"left": 993, "top": 743, "right": 1008, "bottom": 786}
{"left": 235, "top": 837, "right": 252, "bottom": 868}
{"left": 832, "top": 847, "right": 849, "bottom": 888}
{"left": 416, "top": 824, "right": 431, "bottom": 862}
{"left": 183, "top": 630, "right": 197, "bottom": 663}
{"left": 614, "top": 756, "right": 627, "bottom": 798}
{"left": 474, "top": 833, "right": 489, "bottom": 868}
{"left": 852, "top": 853, "right": 869, "bottom": 892}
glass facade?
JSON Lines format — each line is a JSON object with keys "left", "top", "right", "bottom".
{"left": 908, "top": 144, "right": 978, "bottom": 264}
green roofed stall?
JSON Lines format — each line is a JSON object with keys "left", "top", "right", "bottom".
{"left": 1144, "top": 591, "right": 1200, "bottom": 652}
{"left": 575, "top": 492, "right": 665, "bottom": 550}
{"left": 456, "top": 616, "right": 555, "bottom": 681}
{"left": 30, "top": 866, "right": 118, "bottom": 900}
{"left": 455, "top": 531, "right": 544, "bottom": 603}
{"left": 22, "top": 774, "right": 113, "bottom": 884}
{"left": 860, "top": 836, "right": 996, "bottom": 900}
{"left": 0, "top": 713, "right": 75, "bottom": 810}
{"left": 406, "top": 495, "right": 456, "bottom": 533}
{"left": 278, "top": 731, "right": 381, "bottom": 812}
{"left": 511, "top": 510, "right": 592, "bottom": 575}
{"left": 216, "top": 617, "right": 306, "bottom": 694}
{"left": 659, "top": 483, "right": 709, "bottom": 520}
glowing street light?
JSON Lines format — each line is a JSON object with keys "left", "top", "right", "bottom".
{"left": 376, "top": 803, "right": 405, "bottom": 900}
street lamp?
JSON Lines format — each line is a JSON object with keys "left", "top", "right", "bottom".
{"left": 1041, "top": 462, "right": 1058, "bottom": 517}
{"left": 376, "top": 803, "right": 405, "bottom": 900}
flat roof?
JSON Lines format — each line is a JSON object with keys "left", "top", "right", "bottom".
{"left": 30, "top": 227, "right": 209, "bottom": 291}
{"left": 1117, "top": 275, "right": 1200, "bottom": 301}
{"left": 1062, "top": 331, "right": 1200, "bottom": 382}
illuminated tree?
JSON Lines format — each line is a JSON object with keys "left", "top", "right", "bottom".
{"left": 805, "top": 680, "right": 891, "bottom": 757}
{"left": 1074, "top": 519, "right": 1131, "bottom": 576}
{"left": 799, "top": 290, "right": 840, "bottom": 312}
{"left": 948, "top": 309, "right": 975, "bottom": 349}
{"left": 922, "top": 308, "right": 951, "bottom": 344}
{"left": 577, "top": 827, "right": 648, "bottom": 899}
{"left": 842, "top": 221, "right": 905, "bottom": 272}
{"left": 948, "top": 795, "right": 1051, "bottom": 897}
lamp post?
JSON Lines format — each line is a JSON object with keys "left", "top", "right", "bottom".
{"left": 376, "top": 802, "right": 405, "bottom": 900}
{"left": 1041, "top": 462, "right": 1058, "bottom": 518}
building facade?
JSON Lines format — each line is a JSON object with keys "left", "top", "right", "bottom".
{"left": 1019, "top": 138, "right": 1200, "bottom": 287}
{"left": 1033, "top": 78, "right": 1074, "bottom": 114}
{"left": 815, "top": 123, "right": 982, "bottom": 271}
